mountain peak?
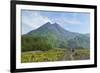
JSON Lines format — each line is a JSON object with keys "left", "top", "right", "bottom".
{"left": 45, "top": 22, "right": 59, "bottom": 25}
{"left": 53, "top": 22, "right": 58, "bottom": 25}
{"left": 52, "top": 22, "right": 60, "bottom": 27}
{"left": 45, "top": 22, "right": 51, "bottom": 25}
{"left": 44, "top": 22, "right": 61, "bottom": 27}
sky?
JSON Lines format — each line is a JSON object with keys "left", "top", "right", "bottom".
{"left": 21, "top": 10, "right": 90, "bottom": 34}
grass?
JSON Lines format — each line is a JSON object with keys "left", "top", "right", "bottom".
{"left": 73, "top": 49, "right": 90, "bottom": 60}
{"left": 21, "top": 49, "right": 65, "bottom": 63}
{"left": 21, "top": 48, "right": 90, "bottom": 63}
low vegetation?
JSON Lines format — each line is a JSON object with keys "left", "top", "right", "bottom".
{"left": 73, "top": 49, "right": 90, "bottom": 60}
{"left": 21, "top": 49, "right": 65, "bottom": 63}
{"left": 21, "top": 48, "right": 90, "bottom": 63}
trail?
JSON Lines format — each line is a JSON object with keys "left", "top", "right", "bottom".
{"left": 70, "top": 53, "right": 74, "bottom": 60}
{"left": 62, "top": 51, "right": 74, "bottom": 60}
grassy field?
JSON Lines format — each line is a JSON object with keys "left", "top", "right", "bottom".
{"left": 21, "top": 48, "right": 90, "bottom": 63}
{"left": 73, "top": 49, "right": 90, "bottom": 60}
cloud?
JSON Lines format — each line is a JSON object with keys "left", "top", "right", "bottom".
{"left": 21, "top": 10, "right": 83, "bottom": 34}
{"left": 22, "top": 10, "right": 82, "bottom": 30}
{"left": 61, "top": 18, "right": 82, "bottom": 25}
{"left": 22, "top": 10, "right": 52, "bottom": 30}
{"left": 50, "top": 16, "right": 81, "bottom": 25}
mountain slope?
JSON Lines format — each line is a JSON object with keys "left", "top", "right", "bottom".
{"left": 22, "top": 22, "right": 90, "bottom": 49}
{"left": 27, "top": 22, "right": 83, "bottom": 39}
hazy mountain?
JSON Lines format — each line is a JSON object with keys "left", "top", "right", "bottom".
{"left": 23, "top": 22, "right": 90, "bottom": 49}
{"left": 27, "top": 22, "right": 83, "bottom": 39}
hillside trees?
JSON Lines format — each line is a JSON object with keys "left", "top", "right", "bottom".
{"left": 21, "top": 35, "right": 57, "bottom": 52}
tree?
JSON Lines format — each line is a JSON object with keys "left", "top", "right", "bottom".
{"left": 21, "top": 35, "right": 56, "bottom": 52}
{"left": 67, "top": 39, "right": 77, "bottom": 50}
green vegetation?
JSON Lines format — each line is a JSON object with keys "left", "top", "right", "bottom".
{"left": 73, "top": 49, "right": 90, "bottom": 60}
{"left": 21, "top": 49, "right": 90, "bottom": 63}
{"left": 21, "top": 23, "right": 90, "bottom": 63}
{"left": 21, "top": 35, "right": 56, "bottom": 52}
{"left": 21, "top": 49, "right": 65, "bottom": 63}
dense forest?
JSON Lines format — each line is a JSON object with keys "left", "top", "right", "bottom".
{"left": 21, "top": 35, "right": 89, "bottom": 52}
{"left": 21, "top": 35, "right": 56, "bottom": 51}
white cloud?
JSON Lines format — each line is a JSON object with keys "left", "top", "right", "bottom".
{"left": 62, "top": 18, "right": 82, "bottom": 25}
{"left": 22, "top": 10, "right": 82, "bottom": 34}
{"left": 22, "top": 11, "right": 52, "bottom": 30}
{"left": 22, "top": 11, "right": 81, "bottom": 30}
{"left": 50, "top": 17, "right": 81, "bottom": 25}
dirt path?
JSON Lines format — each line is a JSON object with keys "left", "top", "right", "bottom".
{"left": 70, "top": 53, "right": 74, "bottom": 60}
{"left": 62, "top": 51, "right": 74, "bottom": 60}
